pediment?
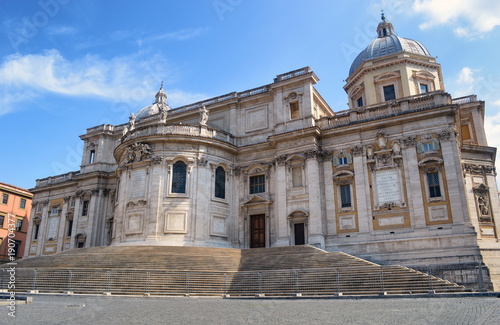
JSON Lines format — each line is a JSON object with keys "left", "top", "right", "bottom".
{"left": 243, "top": 195, "right": 273, "bottom": 206}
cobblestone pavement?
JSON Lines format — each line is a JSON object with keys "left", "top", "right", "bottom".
{"left": 4, "top": 295, "right": 500, "bottom": 325}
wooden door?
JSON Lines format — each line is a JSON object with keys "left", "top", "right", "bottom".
{"left": 250, "top": 214, "right": 266, "bottom": 248}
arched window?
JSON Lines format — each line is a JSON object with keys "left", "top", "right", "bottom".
{"left": 215, "top": 166, "right": 226, "bottom": 199}
{"left": 172, "top": 161, "right": 187, "bottom": 193}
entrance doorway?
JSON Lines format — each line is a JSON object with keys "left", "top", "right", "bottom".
{"left": 250, "top": 214, "right": 266, "bottom": 248}
{"left": 294, "top": 223, "right": 305, "bottom": 245}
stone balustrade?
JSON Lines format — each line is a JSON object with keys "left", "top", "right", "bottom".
{"left": 126, "top": 124, "right": 236, "bottom": 145}
{"left": 36, "top": 171, "right": 80, "bottom": 187}
{"left": 318, "top": 91, "right": 454, "bottom": 129}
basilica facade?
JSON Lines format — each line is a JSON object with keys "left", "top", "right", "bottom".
{"left": 25, "top": 17, "right": 500, "bottom": 289}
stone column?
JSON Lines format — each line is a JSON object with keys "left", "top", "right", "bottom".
{"left": 193, "top": 158, "right": 210, "bottom": 243}
{"left": 352, "top": 145, "right": 371, "bottom": 233}
{"left": 23, "top": 203, "right": 37, "bottom": 258}
{"left": 486, "top": 173, "right": 500, "bottom": 240}
{"left": 56, "top": 197, "right": 69, "bottom": 253}
{"left": 402, "top": 136, "right": 426, "bottom": 228}
{"left": 35, "top": 200, "right": 50, "bottom": 256}
{"left": 69, "top": 197, "right": 82, "bottom": 250}
{"left": 322, "top": 152, "right": 336, "bottom": 236}
{"left": 86, "top": 189, "right": 100, "bottom": 247}
{"left": 305, "top": 150, "right": 325, "bottom": 248}
{"left": 273, "top": 156, "right": 289, "bottom": 246}
{"left": 439, "top": 130, "right": 468, "bottom": 225}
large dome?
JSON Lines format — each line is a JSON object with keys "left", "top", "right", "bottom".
{"left": 349, "top": 16, "right": 431, "bottom": 76}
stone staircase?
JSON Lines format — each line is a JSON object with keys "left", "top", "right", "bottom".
{"left": 2, "top": 245, "right": 466, "bottom": 296}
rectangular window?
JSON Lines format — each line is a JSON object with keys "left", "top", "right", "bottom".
{"left": 383, "top": 85, "right": 396, "bottom": 101}
{"left": 2, "top": 193, "right": 8, "bottom": 204}
{"left": 427, "top": 172, "right": 442, "bottom": 198}
{"left": 250, "top": 175, "right": 266, "bottom": 194}
{"left": 172, "top": 161, "right": 187, "bottom": 194}
{"left": 214, "top": 166, "right": 226, "bottom": 199}
{"left": 290, "top": 102, "right": 300, "bottom": 119}
{"left": 357, "top": 97, "right": 363, "bottom": 107}
{"left": 340, "top": 184, "right": 352, "bottom": 208}
{"left": 89, "top": 150, "right": 95, "bottom": 164}
{"left": 82, "top": 200, "right": 89, "bottom": 216}
{"left": 420, "top": 84, "right": 429, "bottom": 94}
{"left": 36, "top": 204, "right": 42, "bottom": 213}
{"left": 0, "top": 215, "right": 4, "bottom": 228}
{"left": 292, "top": 167, "right": 303, "bottom": 187}
{"left": 51, "top": 206, "right": 59, "bottom": 215}
{"left": 338, "top": 157, "right": 348, "bottom": 165}
{"left": 33, "top": 223, "right": 40, "bottom": 240}
{"left": 461, "top": 124, "right": 471, "bottom": 140}
{"left": 422, "top": 142, "right": 435, "bottom": 152}
{"left": 16, "top": 218, "right": 23, "bottom": 232}
{"left": 67, "top": 220, "right": 73, "bottom": 237}
{"left": 19, "top": 198, "right": 26, "bottom": 209}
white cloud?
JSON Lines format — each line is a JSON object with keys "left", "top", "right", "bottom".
{"left": 46, "top": 25, "right": 77, "bottom": 36}
{"left": 453, "top": 67, "right": 482, "bottom": 96}
{"left": 412, "top": 0, "right": 500, "bottom": 37}
{"left": 0, "top": 50, "right": 208, "bottom": 115}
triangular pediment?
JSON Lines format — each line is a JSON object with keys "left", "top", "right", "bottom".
{"left": 243, "top": 195, "right": 273, "bottom": 206}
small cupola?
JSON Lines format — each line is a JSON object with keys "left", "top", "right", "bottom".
{"left": 377, "top": 12, "right": 395, "bottom": 38}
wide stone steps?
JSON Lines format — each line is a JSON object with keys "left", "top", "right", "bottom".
{"left": 3, "top": 245, "right": 466, "bottom": 296}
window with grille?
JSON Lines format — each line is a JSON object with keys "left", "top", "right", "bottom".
{"left": 172, "top": 161, "right": 187, "bottom": 194}
{"left": 250, "top": 175, "right": 265, "bottom": 194}
{"left": 340, "top": 184, "right": 352, "bottom": 208}
{"left": 427, "top": 172, "right": 442, "bottom": 198}
{"left": 214, "top": 166, "right": 226, "bottom": 199}
{"left": 2, "top": 194, "right": 8, "bottom": 204}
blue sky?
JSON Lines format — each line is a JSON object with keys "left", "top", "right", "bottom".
{"left": 1, "top": 0, "right": 500, "bottom": 190}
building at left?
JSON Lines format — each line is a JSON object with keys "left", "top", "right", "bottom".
{"left": 0, "top": 182, "right": 33, "bottom": 262}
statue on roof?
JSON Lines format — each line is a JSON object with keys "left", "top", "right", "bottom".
{"left": 199, "top": 104, "right": 209, "bottom": 126}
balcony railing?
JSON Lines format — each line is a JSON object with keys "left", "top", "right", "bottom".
{"left": 318, "top": 91, "right": 452, "bottom": 129}
{"left": 35, "top": 171, "right": 80, "bottom": 187}
{"left": 125, "top": 124, "right": 235, "bottom": 145}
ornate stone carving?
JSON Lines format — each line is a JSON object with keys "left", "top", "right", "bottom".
{"left": 351, "top": 145, "right": 363, "bottom": 157}
{"left": 366, "top": 145, "right": 374, "bottom": 160}
{"left": 43, "top": 199, "right": 50, "bottom": 206}
{"left": 196, "top": 157, "right": 208, "bottom": 167}
{"left": 304, "top": 150, "right": 319, "bottom": 159}
{"left": 102, "top": 189, "right": 111, "bottom": 197}
{"left": 376, "top": 131, "right": 388, "bottom": 149}
{"left": 464, "top": 163, "right": 496, "bottom": 176}
{"left": 126, "top": 142, "right": 152, "bottom": 163}
{"left": 126, "top": 200, "right": 147, "bottom": 208}
{"left": 275, "top": 155, "right": 287, "bottom": 165}
{"left": 477, "top": 195, "right": 490, "bottom": 216}
{"left": 75, "top": 190, "right": 84, "bottom": 197}
{"left": 402, "top": 136, "right": 416, "bottom": 148}
{"left": 320, "top": 150, "right": 333, "bottom": 160}
{"left": 438, "top": 129, "right": 455, "bottom": 141}
{"left": 391, "top": 140, "right": 401, "bottom": 156}
{"left": 64, "top": 196, "right": 71, "bottom": 202}
{"left": 151, "top": 156, "right": 163, "bottom": 165}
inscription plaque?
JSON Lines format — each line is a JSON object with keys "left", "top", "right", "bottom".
{"left": 46, "top": 217, "right": 60, "bottom": 240}
{"left": 376, "top": 169, "right": 400, "bottom": 204}
{"left": 130, "top": 169, "right": 146, "bottom": 199}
